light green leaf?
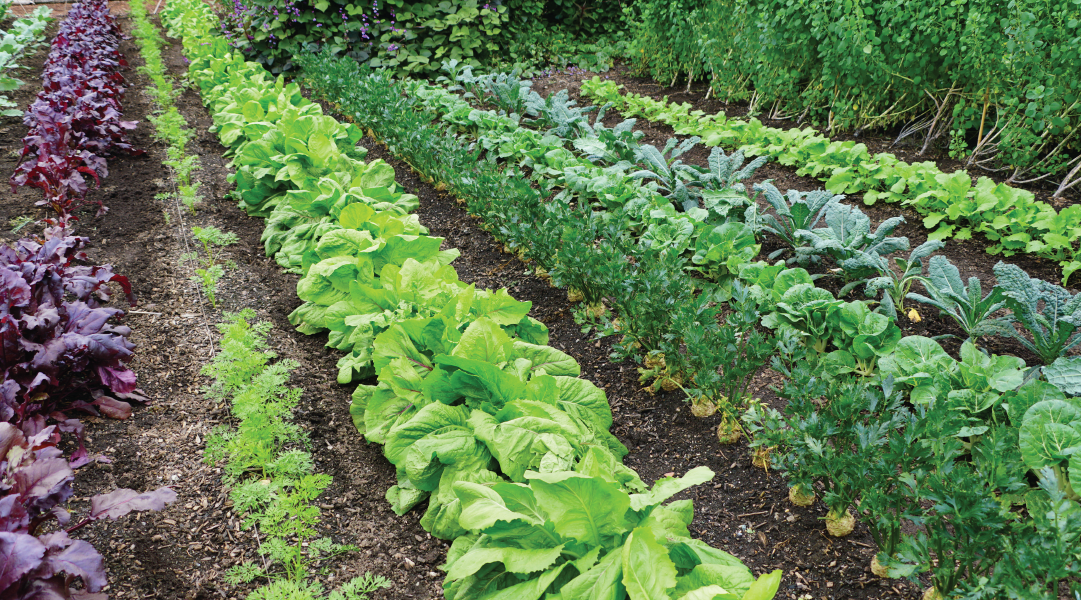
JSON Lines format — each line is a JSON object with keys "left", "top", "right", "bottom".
{"left": 445, "top": 543, "right": 566, "bottom": 580}
{"left": 472, "top": 288, "right": 532, "bottom": 325}
{"left": 526, "top": 471, "right": 630, "bottom": 547}
{"left": 1044, "top": 356, "right": 1081, "bottom": 397}
{"left": 629, "top": 466, "right": 714, "bottom": 511}
{"left": 621, "top": 526, "right": 677, "bottom": 600}
{"left": 552, "top": 547, "right": 624, "bottom": 600}
{"left": 512, "top": 341, "right": 580, "bottom": 377}
{"left": 1019, "top": 400, "right": 1081, "bottom": 469}
{"left": 454, "top": 481, "right": 537, "bottom": 531}
{"left": 741, "top": 570, "right": 782, "bottom": 600}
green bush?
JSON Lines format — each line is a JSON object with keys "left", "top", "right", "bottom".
{"left": 219, "top": 0, "right": 639, "bottom": 74}
{"left": 631, "top": 0, "right": 1081, "bottom": 186}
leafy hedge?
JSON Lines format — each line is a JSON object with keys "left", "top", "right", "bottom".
{"left": 216, "top": 0, "right": 638, "bottom": 74}
{"left": 630, "top": 0, "right": 1081, "bottom": 197}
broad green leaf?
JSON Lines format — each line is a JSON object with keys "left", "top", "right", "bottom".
{"left": 455, "top": 481, "right": 537, "bottom": 531}
{"left": 338, "top": 202, "right": 377, "bottom": 229}
{"left": 526, "top": 471, "right": 630, "bottom": 547}
{"left": 574, "top": 446, "right": 646, "bottom": 492}
{"left": 451, "top": 317, "right": 516, "bottom": 364}
{"left": 1019, "top": 400, "right": 1081, "bottom": 468}
{"left": 740, "top": 570, "right": 782, "bottom": 600}
{"left": 1044, "top": 356, "right": 1081, "bottom": 397}
{"left": 384, "top": 402, "right": 473, "bottom": 469}
{"left": 551, "top": 547, "right": 624, "bottom": 600}
{"left": 422, "top": 467, "right": 501, "bottom": 541}
{"left": 629, "top": 466, "right": 714, "bottom": 511}
{"left": 667, "top": 537, "right": 752, "bottom": 572}
{"left": 621, "top": 526, "right": 677, "bottom": 600}
{"left": 471, "top": 411, "right": 576, "bottom": 481}
{"left": 445, "top": 543, "right": 566, "bottom": 580}
{"left": 555, "top": 376, "right": 613, "bottom": 429}
{"left": 671, "top": 564, "right": 754, "bottom": 599}
{"left": 675, "top": 585, "right": 739, "bottom": 600}
{"left": 472, "top": 288, "right": 532, "bottom": 325}
{"left": 1005, "top": 380, "right": 1066, "bottom": 427}
{"left": 512, "top": 341, "right": 580, "bottom": 377}
{"left": 474, "top": 562, "right": 569, "bottom": 600}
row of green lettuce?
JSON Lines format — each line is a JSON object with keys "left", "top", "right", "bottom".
{"left": 160, "top": 1, "right": 783, "bottom": 599}
{"left": 294, "top": 56, "right": 1081, "bottom": 598}
{"left": 130, "top": 2, "right": 392, "bottom": 597}
{"left": 580, "top": 78, "right": 1081, "bottom": 284}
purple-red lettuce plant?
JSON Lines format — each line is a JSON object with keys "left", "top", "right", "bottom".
{"left": 9, "top": 0, "right": 139, "bottom": 225}
{"left": 0, "top": 228, "right": 143, "bottom": 464}
{"left": 0, "top": 422, "right": 176, "bottom": 600}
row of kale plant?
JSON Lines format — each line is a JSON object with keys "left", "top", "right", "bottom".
{"left": 2, "top": 2, "right": 175, "bottom": 599}
{"left": 162, "top": 1, "right": 784, "bottom": 598}
{"left": 298, "top": 56, "right": 1081, "bottom": 598}
{"left": 580, "top": 79, "right": 1081, "bottom": 282}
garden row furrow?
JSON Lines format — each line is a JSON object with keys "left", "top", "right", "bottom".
{"left": 161, "top": 1, "right": 783, "bottom": 599}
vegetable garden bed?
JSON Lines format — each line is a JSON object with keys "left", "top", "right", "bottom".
{"left": 0, "top": 6, "right": 915, "bottom": 600}
{"left": 4, "top": 2, "right": 1081, "bottom": 600}
{"left": 526, "top": 68, "right": 1073, "bottom": 290}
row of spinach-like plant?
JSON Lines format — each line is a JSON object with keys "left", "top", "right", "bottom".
{"left": 581, "top": 79, "right": 1081, "bottom": 284}
{"left": 294, "top": 57, "right": 1081, "bottom": 598}
{"left": 1, "top": 2, "right": 177, "bottom": 598}
{"left": 162, "top": 1, "right": 783, "bottom": 599}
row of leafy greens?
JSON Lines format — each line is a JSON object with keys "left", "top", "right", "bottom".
{"left": 163, "top": 1, "right": 781, "bottom": 598}
{"left": 293, "top": 52, "right": 1081, "bottom": 599}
